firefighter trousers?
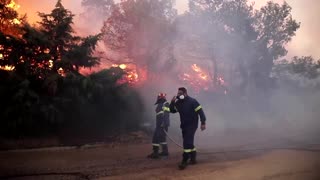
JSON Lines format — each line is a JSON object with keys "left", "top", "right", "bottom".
{"left": 181, "top": 127, "right": 197, "bottom": 161}
{"left": 152, "top": 126, "right": 168, "bottom": 146}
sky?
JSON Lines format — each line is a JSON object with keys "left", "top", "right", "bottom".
{"left": 16, "top": 0, "right": 320, "bottom": 59}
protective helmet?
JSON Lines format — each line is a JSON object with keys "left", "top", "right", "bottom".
{"left": 155, "top": 93, "right": 166, "bottom": 104}
{"left": 157, "top": 93, "right": 166, "bottom": 99}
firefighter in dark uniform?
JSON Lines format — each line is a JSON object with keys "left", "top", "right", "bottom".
{"left": 170, "top": 87, "right": 206, "bottom": 169}
{"left": 147, "top": 93, "right": 170, "bottom": 159}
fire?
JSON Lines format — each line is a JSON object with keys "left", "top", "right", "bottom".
{"left": 191, "top": 64, "right": 201, "bottom": 73}
{"left": 57, "top": 67, "right": 66, "bottom": 77}
{"left": 200, "top": 73, "right": 208, "bottom": 80}
{"left": 4, "top": 0, "right": 21, "bottom": 25}
{"left": 49, "top": 60, "right": 53, "bottom": 68}
{"left": 179, "top": 64, "right": 213, "bottom": 92}
{"left": 112, "top": 63, "right": 141, "bottom": 84}
{"left": 119, "top": 64, "right": 127, "bottom": 69}
{"left": 0, "top": 65, "right": 15, "bottom": 71}
{"left": 179, "top": 63, "right": 228, "bottom": 93}
{"left": 44, "top": 48, "right": 50, "bottom": 54}
{"left": 6, "top": 0, "right": 21, "bottom": 25}
{"left": 6, "top": 0, "right": 20, "bottom": 11}
{"left": 12, "top": 18, "right": 21, "bottom": 24}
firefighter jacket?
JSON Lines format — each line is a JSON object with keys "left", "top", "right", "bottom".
{"left": 156, "top": 101, "right": 170, "bottom": 128}
{"left": 169, "top": 96, "right": 206, "bottom": 129}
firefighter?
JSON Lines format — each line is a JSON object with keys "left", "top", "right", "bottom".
{"left": 147, "top": 93, "right": 170, "bottom": 159}
{"left": 170, "top": 87, "right": 206, "bottom": 170}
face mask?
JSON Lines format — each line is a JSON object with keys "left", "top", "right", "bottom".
{"left": 178, "top": 94, "right": 185, "bottom": 100}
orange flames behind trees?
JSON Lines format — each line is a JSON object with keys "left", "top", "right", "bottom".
{"left": 6, "top": 0, "right": 21, "bottom": 25}
{"left": 2, "top": 0, "right": 226, "bottom": 93}
{"left": 179, "top": 64, "right": 213, "bottom": 93}
{"left": 111, "top": 63, "right": 148, "bottom": 85}
{"left": 0, "top": 0, "right": 21, "bottom": 71}
{"left": 81, "top": 62, "right": 227, "bottom": 93}
{"left": 6, "top": 0, "right": 19, "bottom": 10}
{"left": 178, "top": 63, "right": 227, "bottom": 93}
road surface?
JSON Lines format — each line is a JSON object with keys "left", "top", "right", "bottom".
{"left": 0, "top": 131, "right": 320, "bottom": 180}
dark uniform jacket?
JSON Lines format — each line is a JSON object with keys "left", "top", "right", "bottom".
{"left": 156, "top": 101, "right": 170, "bottom": 128}
{"left": 169, "top": 96, "right": 206, "bottom": 129}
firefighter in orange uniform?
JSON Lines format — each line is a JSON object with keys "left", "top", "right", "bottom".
{"left": 147, "top": 93, "right": 170, "bottom": 159}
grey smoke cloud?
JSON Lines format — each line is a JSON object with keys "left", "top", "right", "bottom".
{"left": 176, "top": 0, "right": 320, "bottom": 59}
{"left": 17, "top": 0, "right": 319, "bottom": 59}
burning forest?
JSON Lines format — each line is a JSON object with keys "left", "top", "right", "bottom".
{"left": 1, "top": 0, "right": 320, "bottom": 137}
{"left": 1, "top": 0, "right": 320, "bottom": 178}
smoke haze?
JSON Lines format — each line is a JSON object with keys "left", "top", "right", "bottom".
{"left": 15, "top": 0, "right": 320, "bottom": 149}
{"left": 17, "top": 0, "right": 320, "bottom": 58}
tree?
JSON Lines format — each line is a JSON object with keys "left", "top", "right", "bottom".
{"left": 274, "top": 56, "right": 320, "bottom": 80}
{"left": 0, "top": 0, "right": 145, "bottom": 139}
{"left": 183, "top": 0, "right": 300, "bottom": 95}
{"left": 0, "top": 0, "right": 25, "bottom": 37}
{"left": 81, "top": 0, "right": 114, "bottom": 17}
{"left": 101, "top": 0, "right": 177, "bottom": 76}
{"left": 38, "top": 0, "right": 100, "bottom": 73}
{"left": 253, "top": 1, "right": 300, "bottom": 82}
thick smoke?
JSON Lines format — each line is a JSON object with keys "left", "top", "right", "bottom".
{"left": 16, "top": 0, "right": 320, "bottom": 148}
{"left": 16, "top": 0, "right": 320, "bottom": 58}
{"left": 148, "top": 0, "right": 320, "bottom": 149}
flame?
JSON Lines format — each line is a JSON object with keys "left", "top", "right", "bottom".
{"left": 44, "top": 48, "right": 50, "bottom": 54}
{"left": 49, "top": 60, "right": 53, "bottom": 68}
{"left": 200, "top": 73, "right": 208, "bottom": 80}
{"left": 112, "top": 63, "right": 141, "bottom": 84}
{"left": 179, "top": 64, "right": 212, "bottom": 92}
{"left": 0, "top": 65, "right": 15, "bottom": 71}
{"left": 12, "top": 18, "right": 21, "bottom": 24}
{"left": 4, "top": 0, "right": 21, "bottom": 25}
{"left": 103, "top": 63, "right": 149, "bottom": 86}
{"left": 191, "top": 64, "right": 201, "bottom": 72}
{"left": 6, "top": 0, "right": 20, "bottom": 11}
{"left": 119, "top": 64, "right": 127, "bottom": 69}
{"left": 57, "top": 67, "right": 66, "bottom": 77}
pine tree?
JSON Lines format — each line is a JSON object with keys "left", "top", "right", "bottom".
{"left": 38, "top": 0, "right": 100, "bottom": 73}
{"left": 0, "top": 0, "right": 25, "bottom": 37}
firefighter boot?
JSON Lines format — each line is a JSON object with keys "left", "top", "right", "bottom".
{"left": 178, "top": 152, "right": 189, "bottom": 170}
{"left": 147, "top": 145, "right": 160, "bottom": 159}
{"left": 159, "top": 144, "right": 169, "bottom": 158}
{"left": 190, "top": 151, "right": 197, "bottom": 165}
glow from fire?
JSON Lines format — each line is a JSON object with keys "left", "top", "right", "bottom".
{"left": 44, "top": 48, "right": 50, "bottom": 54}
{"left": 119, "top": 64, "right": 127, "bottom": 69}
{"left": 49, "top": 60, "right": 53, "bottom": 68}
{"left": 191, "top": 64, "right": 201, "bottom": 72}
{"left": 179, "top": 64, "right": 212, "bottom": 92}
{"left": 0, "top": 65, "right": 15, "bottom": 71}
{"left": 192, "top": 64, "right": 209, "bottom": 80}
{"left": 6, "top": 0, "right": 20, "bottom": 10}
{"left": 112, "top": 63, "right": 141, "bottom": 84}
{"left": 57, "top": 67, "right": 66, "bottom": 77}
{"left": 6, "top": 0, "right": 21, "bottom": 24}
{"left": 12, "top": 18, "right": 21, "bottom": 24}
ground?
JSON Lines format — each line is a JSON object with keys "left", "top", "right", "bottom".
{"left": 0, "top": 130, "right": 320, "bottom": 180}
